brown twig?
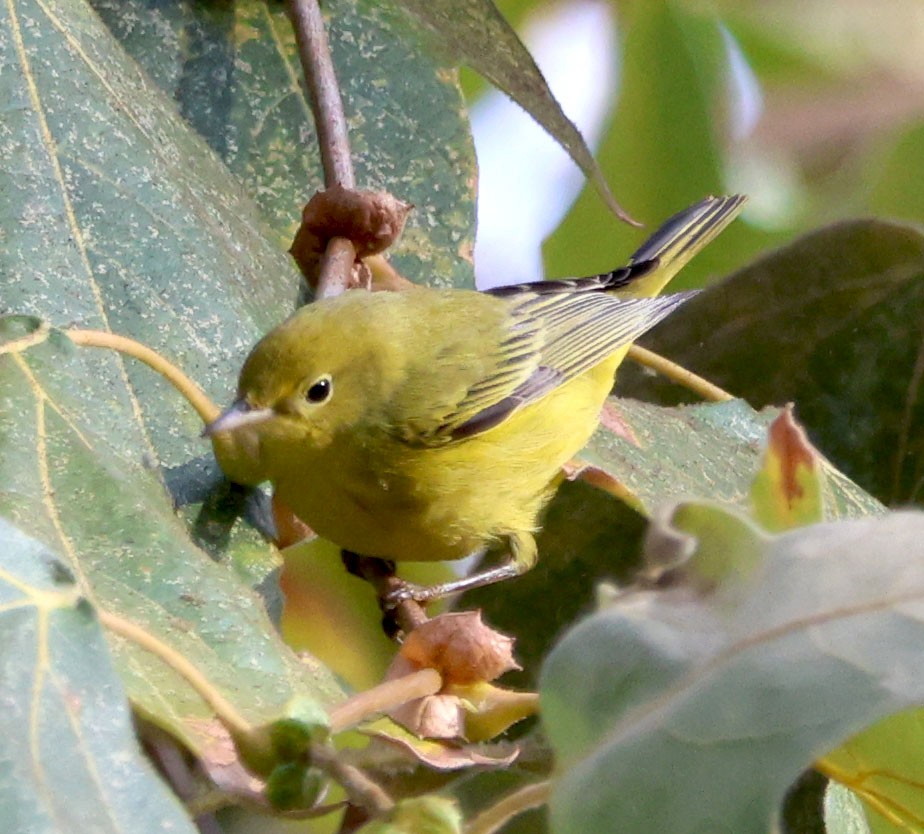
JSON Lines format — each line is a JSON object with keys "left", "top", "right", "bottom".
{"left": 311, "top": 743, "right": 394, "bottom": 818}
{"left": 287, "top": 2, "right": 428, "bottom": 629}
{"left": 288, "top": 0, "right": 357, "bottom": 298}
{"left": 288, "top": 0, "right": 354, "bottom": 189}
{"left": 342, "top": 553, "right": 430, "bottom": 636}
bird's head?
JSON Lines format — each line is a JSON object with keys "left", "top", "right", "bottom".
{"left": 205, "top": 293, "right": 398, "bottom": 485}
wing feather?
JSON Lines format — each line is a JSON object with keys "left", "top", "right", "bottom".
{"left": 409, "top": 288, "right": 695, "bottom": 446}
{"left": 399, "top": 195, "right": 745, "bottom": 445}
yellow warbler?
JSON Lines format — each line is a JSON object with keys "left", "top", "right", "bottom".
{"left": 207, "top": 195, "right": 745, "bottom": 601}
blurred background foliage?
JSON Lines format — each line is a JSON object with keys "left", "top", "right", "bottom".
{"left": 470, "top": 0, "right": 924, "bottom": 289}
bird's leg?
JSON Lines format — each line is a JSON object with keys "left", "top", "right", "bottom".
{"left": 381, "top": 532, "right": 538, "bottom": 607}
{"left": 341, "top": 551, "right": 430, "bottom": 636}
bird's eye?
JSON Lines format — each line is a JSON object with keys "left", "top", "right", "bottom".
{"left": 305, "top": 375, "right": 332, "bottom": 404}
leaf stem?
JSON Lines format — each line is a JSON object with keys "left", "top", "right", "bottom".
{"left": 311, "top": 743, "right": 394, "bottom": 817}
{"left": 98, "top": 609, "right": 254, "bottom": 741}
{"left": 65, "top": 329, "right": 220, "bottom": 424}
{"left": 464, "top": 780, "right": 551, "bottom": 834}
{"left": 627, "top": 344, "right": 734, "bottom": 403}
{"left": 329, "top": 669, "right": 443, "bottom": 734}
{"left": 817, "top": 758, "right": 915, "bottom": 829}
{"left": 287, "top": 0, "right": 357, "bottom": 298}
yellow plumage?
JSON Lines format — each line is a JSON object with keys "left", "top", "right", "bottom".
{"left": 208, "top": 195, "right": 745, "bottom": 600}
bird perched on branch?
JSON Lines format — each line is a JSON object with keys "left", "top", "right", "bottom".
{"left": 207, "top": 195, "right": 746, "bottom": 602}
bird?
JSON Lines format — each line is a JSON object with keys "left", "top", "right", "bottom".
{"left": 206, "top": 194, "right": 746, "bottom": 602}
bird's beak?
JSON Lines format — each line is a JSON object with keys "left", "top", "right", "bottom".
{"left": 202, "top": 399, "right": 274, "bottom": 437}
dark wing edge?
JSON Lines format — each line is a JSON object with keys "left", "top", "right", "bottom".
{"left": 532, "top": 291, "right": 699, "bottom": 382}
{"left": 445, "top": 291, "right": 697, "bottom": 443}
{"left": 485, "top": 257, "right": 659, "bottom": 300}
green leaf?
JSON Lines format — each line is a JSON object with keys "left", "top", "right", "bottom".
{"left": 643, "top": 500, "right": 768, "bottom": 589}
{"left": 358, "top": 796, "right": 463, "bottom": 834}
{"left": 749, "top": 407, "right": 825, "bottom": 531}
{"left": 89, "top": 0, "right": 478, "bottom": 289}
{"left": 822, "top": 709, "right": 924, "bottom": 834}
{"left": 617, "top": 218, "right": 924, "bottom": 507}
{"left": 390, "top": 0, "right": 634, "bottom": 225}
{"left": 582, "top": 399, "right": 774, "bottom": 511}
{"left": 264, "top": 762, "right": 324, "bottom": 812}
{"left": 2, "top": 0, "right": 296, "bottom": 434}
{"left": 541, "top": 505, "right": 924, "bottom": 834}
{"left": 463, "top": 398, "right": 778, "bottom": 681}
{"left": 0, "top": 519, "right": 196, "bottom": 834}
{"left": 0, "top": 320, "right": 341, "bottom": 755}
{"left": 583, "top": 399, "right": 879, "bottom": 519}
{"left": 1, "top": 0, "right": 343, "bottom": 758}
{"left": 463, "top": 398, "right": 879, "bottom": 682}
{"left": 867, "top": 122, "right": 924, "bottom": 224}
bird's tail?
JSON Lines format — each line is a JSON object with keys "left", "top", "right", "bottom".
{"left": 485, "top": 194, "right": 746, "bottom": 301}
{"left": 618, "top": 194, "right": 748, "bottom": 298}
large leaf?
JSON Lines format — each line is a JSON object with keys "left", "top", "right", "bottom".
{"left": 1, "top": 0, "right": 297, "bottom": 441}
{"left": 89, "top": 0, "right": 478, "bottom": 289}
{"left": 463, "top": 398, "right": 880, "bottom": 683}
{"left": 821, "top": 709, "right": 924, "bottom": 834}
{"left": 1, "top": 0, "right": 342, "bottom": 757}
{"left": 0, "top": 519, "right": 196, "bottom": 834}
{"left": 0, "top": 319, "right": 341, "bottom": 755}
{"left": 617, "top": 218, "right": 924, "bottom": 506}
{"left": 541, "top": 504, "right": 924, "bottom": 834}
{"left": 386, "top": 0, "right": 632, "bottom": 225}
{"left": 867, "top": 122, "right": 924, "bottom": 224}
{"left": 582, "top": 399, "right": 880, "bottom": 520}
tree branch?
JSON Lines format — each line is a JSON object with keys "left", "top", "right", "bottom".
{"left": 288, "top": 0, "right": 357, "bottom": 298}
{"left": 288, "top": 0, "right": 355, "bottom": 190}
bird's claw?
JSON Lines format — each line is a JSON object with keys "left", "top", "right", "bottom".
{"left": 380, "top": 581, "right": 432, "bottom": 610}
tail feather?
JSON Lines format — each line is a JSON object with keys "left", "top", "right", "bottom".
{"left": 621, "top": 194, "right": 748, "bottom": 297}
{"left": 486, "top": 194, "right": 746, "bottom": 301}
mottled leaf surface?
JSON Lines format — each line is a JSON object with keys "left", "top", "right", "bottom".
{"left": 1, "top": 0, "right": 298, "bottom": 460}
{"left": 824, "top": 782, "right": 874, "bottom": 834}
{"left": 90, "top": 0, "right": 478, "bottom": 288}
{"left": 0, "top": 320, "right": 341, "bottom": 755}
{"left": 0, "top": 519, "right": 195, "bottom": 834}
{"left": 583, "top": 398, "right": 880, "bottom": 519}
{"left": 1, "top": 0, "right": 341, "bottom": 756}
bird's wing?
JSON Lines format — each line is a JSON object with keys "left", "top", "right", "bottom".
{"left": 399, "top": 287, "right": 694, "bottom": 446}
{"left": 397, "top": 195, "right": 746, "bottom": 446}
{"left": 389, "top": 300, "right": 547, "bottom": 446}
{"left": 505, "top": 286, "right": 697, "bottom": 388}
